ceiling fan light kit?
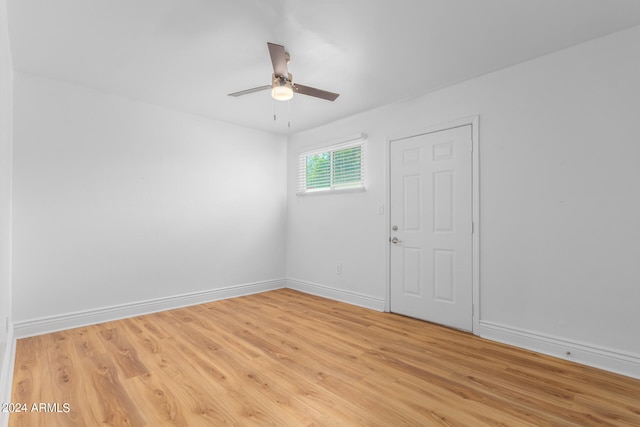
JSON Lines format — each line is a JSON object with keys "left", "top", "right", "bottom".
{"left": 228, "top": 42, "right": 339, "bottom": 103}
{"left": 271, "top": 73, "right": 294, "bottom": 101}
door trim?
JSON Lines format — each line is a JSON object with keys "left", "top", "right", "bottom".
{"left": 384, "top": 115, "right": 480, "bottom": 333}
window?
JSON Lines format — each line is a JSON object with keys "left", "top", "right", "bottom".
{"left": 297, "top": 135, "right": 366, "bottom": 194}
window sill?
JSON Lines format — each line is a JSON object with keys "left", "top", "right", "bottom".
{"left": 296, "top": 187, "right": 366, "bottom": 196}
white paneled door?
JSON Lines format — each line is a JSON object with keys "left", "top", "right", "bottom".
{"left": 389, "top": 125, "right": 473, "bottom": 331}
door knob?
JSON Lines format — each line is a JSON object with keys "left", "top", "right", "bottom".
{"left": 391, "top": 236, "right": 402, "bottom": 244}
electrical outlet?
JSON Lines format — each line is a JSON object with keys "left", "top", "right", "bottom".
{"left": 336, "top": 264, "right": 342, "bottom": 274}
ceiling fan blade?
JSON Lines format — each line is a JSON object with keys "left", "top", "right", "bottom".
{"left": 293, "top": 83, "right": 340, "bottom": 101}
{"left": 267, "top": 42, "right": 289, "bottom": 78}
{"left": 227, "top": 85, "right": 271, "bottom": 97}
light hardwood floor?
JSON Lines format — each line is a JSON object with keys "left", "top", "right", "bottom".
{"left": 9, "top": 289, "right": 640, "bottom": 426}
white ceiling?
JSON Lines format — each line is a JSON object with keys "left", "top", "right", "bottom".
{"left": 7, "top": 0, "right": 640, "bottom": 134}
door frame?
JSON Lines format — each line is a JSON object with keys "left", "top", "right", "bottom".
{"left": 384, "top": 115, "right": 480, "bottom": 333}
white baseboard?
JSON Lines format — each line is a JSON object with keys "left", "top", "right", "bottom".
{"left": 0, "top": 326, "right": 16, "bottom": 427}
{"left": 287, "top": 278, "right": 385, "bottom": 312}
{"left": 13, "top": 279, "right": 286, "bottom": 339}
{"left": 8, "top": 280, "right": 639, "bottom": 392}
{"left": 478, "top": 320, "right": 640, "bottom": 380}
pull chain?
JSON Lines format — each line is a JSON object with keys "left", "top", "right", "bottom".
{"left": 272, "top": 98, "right": 292, "bottom": 128}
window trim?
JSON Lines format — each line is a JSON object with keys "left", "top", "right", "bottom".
{"left": 297, "top": 134, "right": 367, "bottom": 196}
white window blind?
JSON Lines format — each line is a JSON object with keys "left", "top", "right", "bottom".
{"left": 297, "top": 134, "right": 366, "bottom": 195}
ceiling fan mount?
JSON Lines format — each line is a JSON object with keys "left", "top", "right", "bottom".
{"left": 228, "top": 42, "right": 339, "bottom": 102}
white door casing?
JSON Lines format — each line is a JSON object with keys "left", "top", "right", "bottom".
{"left": 389, "top": 124, "right": 473, "bottom": 331}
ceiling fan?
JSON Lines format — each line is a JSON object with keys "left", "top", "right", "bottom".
{"left": 228, "top": 42, "right": 339, "bottom": 102}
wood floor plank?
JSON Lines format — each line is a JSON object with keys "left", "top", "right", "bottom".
{"left": 10, "top": 288, "right": 640, "bottom": 426}
{"left": 98, "top": 328, "right": 150, "bottom": 379}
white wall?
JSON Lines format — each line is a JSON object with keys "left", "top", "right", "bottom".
{"left": 5, "top": 14, "right": 640, "bottom": 384}
{"left": 12, "top": 73, "right": 287, "bottom": 323}
{"left": 0, "top": 0, "right": 13, "bottom": 409}
{"left": 287, "top": 25, "right": 640, "bottom": 374}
